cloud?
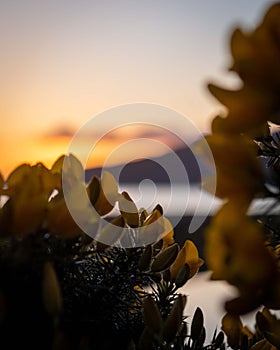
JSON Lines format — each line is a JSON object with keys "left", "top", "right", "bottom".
{"left": 42, "top": 126, "right": 75, "bottom": 139}
{"left": 39, "top": 123, "right": 186, "bottom": 151}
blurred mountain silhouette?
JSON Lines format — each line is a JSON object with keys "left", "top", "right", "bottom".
{"left": 85, "top": 144, "right": 213, "bottom": 185}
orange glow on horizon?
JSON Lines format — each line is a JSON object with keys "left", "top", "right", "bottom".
{"left": 0, "top": 128, "right": 185, "bottom": 178}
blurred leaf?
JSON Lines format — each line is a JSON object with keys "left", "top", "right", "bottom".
{"left": 47, "top": 194, "right": 82, "bottom": 237}
{"left": 63, "top": 153, "right": 84, "bottom": 180}
{"left": 87, "top": 176, "right": 100, "bottom": 206}
{"left": 250, "top": 339, "right": 273, "bottom": 350}
{"left": 52, "top": 331, "right": 71, "bottom": 350}
{"left": 94, "top": 171, "right": 119, "bottom": 216}
{"left": 256, "top": 310, "right": 272, "bottom": 334}
{"left": 6, "top": 163, "right": 31, "bottom": 190}
{"left": 263, "top": 331, "right": 280, "bottom": 348}
{"left": 138, "top": 327, "right": 155, "bottom": 350}
{"left": 42, "top": 261, "right": 62, "bottom": 316}
{"left": 170, "top": 240, "right": 203, "bottom": 280}
{"left": 127, "top": 339, "right": 136, "bottom": 350}
{"left": 221, "top": 313, "right": 242, "bottom": 348}
{"left": 0, "top": 289, "right": 6, "bottom": 323}
{"left": 97, "top": 215, "right": 125, "bottom": 247}
{"left": 0, "top": 199, "right": 13, "bottom": 237}
{"left": 51, "top": 154, "right": 65, "bottom": 174}
{"left": 0, "top": 172, "right": 4, "bottom": 189}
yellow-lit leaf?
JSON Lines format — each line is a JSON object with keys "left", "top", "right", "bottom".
{"left": 250, "top": 339, "right": 273, "bottom": 350}
{"left": 139, "top": 208, "right": 148, "bottom": 225}
{"left": 94, "top": 171, "right": 119, "bottom": 216}
{"left": 161, "top": 217, "right": 175, "bottom": 248}
{"left": 170, "top": 240, "right": 203, "bottom": 280}
{"left": 138, "top": 208, "right": 164, "bottom": 245}
{"left": 51, "top": 155, "right": 66, "bottom": 174}
{"left": 97, "top": 215, "right": 125, "bottom": 247}
{"left": 119, "top": 191, "right": 139, "bottom": 227}
{"left": 47, "top": 193, "right": 83, "bottom": 238}
{"left": 87, "top": 176, "right": 100, "bottom": 206}
{"left": 221, "top": 313, "right": 242, "bottom": 348}
{"left": 62, "top": 154, "right": 84, "bottom": 182}
{"left": 6, "top": 163, "right": 31, "bottom": 190}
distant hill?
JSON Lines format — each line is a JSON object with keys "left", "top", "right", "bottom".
{"left": 85, "top": 144, "right": 213, "bottom": 185}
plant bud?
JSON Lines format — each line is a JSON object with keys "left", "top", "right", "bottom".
{"left": 175, "top": 264, "right": 190, "bottom": 288}
{"left": 151, "top": 244, "right": 179, "bottom": 272}
{"left": 138, "top": 245, "right": 153, "bottom": 271}
{"left": 119, "top": 191, "right": 139, "bottom": 228}
{"left": 143, "top": 295, "right": 162, "bottom": 334}
{"left": 162, "top": 295, "right": 186, "bottom": 343}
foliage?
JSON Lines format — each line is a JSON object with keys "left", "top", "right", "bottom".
{"left": 202, "top": 2, "right": 280, "bottom": 349}
{"left": 0, "top": 154, "right": 223, "bottom": 349}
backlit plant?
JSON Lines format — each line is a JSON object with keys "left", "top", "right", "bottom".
{"left": 0, "top": 154, "right": 223, "bottom": 349}
{"left": 203, "top": 2, "right": 280, "bottom": 349}
{"left": 1, "top": 2, "right": 280, "bottom": 349}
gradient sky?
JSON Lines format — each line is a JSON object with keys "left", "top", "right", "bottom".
{"left": 0, "top": 0, "right": 277, "bottom": 175}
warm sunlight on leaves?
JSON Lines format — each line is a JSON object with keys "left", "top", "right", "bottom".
{"left": 170, "top": 239, "right": 204, "bottom": 280}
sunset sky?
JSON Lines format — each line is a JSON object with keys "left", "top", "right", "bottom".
{"left": 0, "top": 0, "right": 277, "bottom": 176}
